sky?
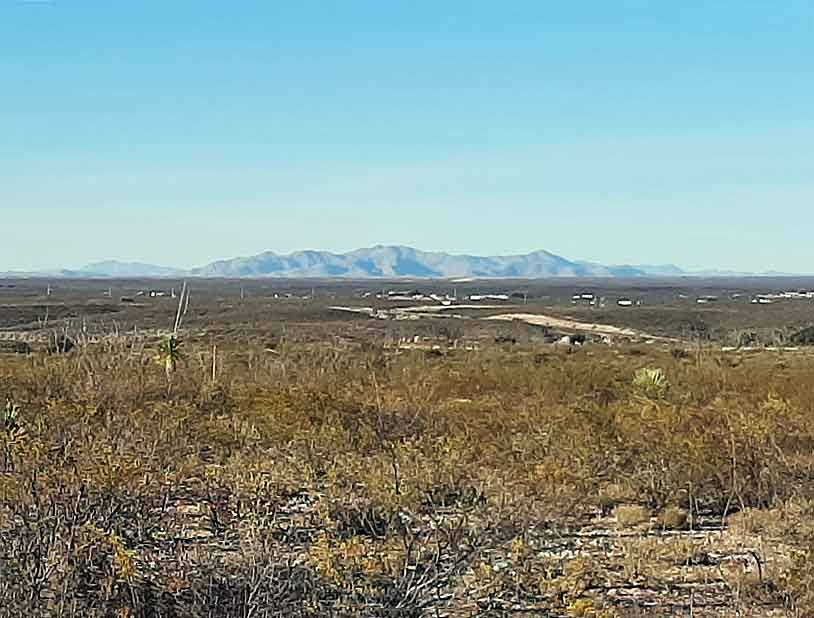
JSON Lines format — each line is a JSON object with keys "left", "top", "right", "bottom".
{"left": 2, "top": 1, "right": 812, "bottom": 272}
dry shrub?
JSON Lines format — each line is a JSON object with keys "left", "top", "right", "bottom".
{"left": 656, "top": 506, "right": 688, "bottom": 531}
{"left": 728, "top": 507, "right": 784, "bottom": 536}
{"left": 787, "top": 542, "right": 814, "bottom": 617}
{"left": 597, "top": 483, "right": 637, "bottom": 517}
{"left": 613, "top": 505, "right": 651, "bottom": 528}
{"left": 1, "top": 338, "right": 814, "bottom": 615}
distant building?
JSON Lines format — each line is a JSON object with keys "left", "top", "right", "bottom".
{"left": 468, "top": 294, "right": 509, "bottom": 302}
{"left": 572, "top": 292, "right": 597, "bottom": 305}
{"left": 758, "top": 290, "right": 814, "bottom": 301}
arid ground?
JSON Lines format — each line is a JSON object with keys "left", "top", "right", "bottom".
{"left": 2, "top": 277, "right": 814, "bottom": 617}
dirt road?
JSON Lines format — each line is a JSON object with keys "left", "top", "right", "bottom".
{"left": 484, "top": 312, "right": 671, "bottom": 341}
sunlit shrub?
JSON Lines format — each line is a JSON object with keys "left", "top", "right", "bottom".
{"left": 632, "top": 367, "right": 670, "bottom": 398}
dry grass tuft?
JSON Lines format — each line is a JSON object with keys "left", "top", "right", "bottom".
{"left": 613, "top": 504, "right": 652, "bottom": 528}
{"left": 657, "top": 506, "right": 689, "bottom": 531}
{"left": 1, "top": 333, "right": 814, "bottom": 616}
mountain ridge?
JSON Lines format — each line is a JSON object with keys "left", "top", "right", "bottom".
{"left": 189, "top": 245, "right": 662, "bottom": 278}
{"left": 0, "top": 247, "right": 799, "bottom": 279}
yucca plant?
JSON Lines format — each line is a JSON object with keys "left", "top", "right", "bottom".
{"left": 632, "top": 367, "right": 670, "bottom": 399}
{"left": 2, "top": 400, "right": 20, "bottom": 431}
{"left": 156, "top": 281, "right": 191, "bottom": 396}
{"left": 158, "top": 335, "right": 184, "bottom": 377}
{"left": 157, "top": 335, "right": 185, "bottom": 396}
{"left": 2, "top": 400, "right": 24, "bottom": 472}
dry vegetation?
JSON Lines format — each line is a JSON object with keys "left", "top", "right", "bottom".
{"left": 2, "top": 330, "right": 814, "bottom": 617}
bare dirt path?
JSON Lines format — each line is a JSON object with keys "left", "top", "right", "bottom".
{"left": 483, "top": 312, "right": 675, "bottom": 341}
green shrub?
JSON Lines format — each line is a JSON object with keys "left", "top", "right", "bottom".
{"left": 632, "top": 367, "right": 670, "bottom": 398}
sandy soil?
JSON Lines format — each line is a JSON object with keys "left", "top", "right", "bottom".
{"left": 483, "top": 312, "right": 670, "bottom": 340}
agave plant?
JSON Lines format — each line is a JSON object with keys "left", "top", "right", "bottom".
{"left": 632, "top": 367, "right": 670, "bottom": 399}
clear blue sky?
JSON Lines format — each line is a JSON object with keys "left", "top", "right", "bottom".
{"left": 2, "top": 1, "right": 812, "bottom": 272}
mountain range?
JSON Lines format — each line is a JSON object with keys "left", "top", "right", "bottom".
{"left": 0, "top": 246, "right": 793, "bottom": 279}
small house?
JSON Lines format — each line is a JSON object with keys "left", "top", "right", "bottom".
{"left": 572, "top": 292, "right": 597, "bottom": 306}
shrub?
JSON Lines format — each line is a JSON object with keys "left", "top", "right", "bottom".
{"left": 0, "top": 336, "right": 813, "bottom": 615}
{"left": 613, "top": 505, "right": 651, "bottom": 528}
{"left": 657, "top": 507, "right": 689, "bottom": 531}
{"left": 632, "top": 367, "right": 670, "bottom": 398}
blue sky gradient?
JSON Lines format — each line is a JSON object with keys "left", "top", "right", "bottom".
{"left": 2, "top": 1, "right": 812, "bottom": 271}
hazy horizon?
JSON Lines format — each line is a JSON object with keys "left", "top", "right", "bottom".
{"left": 3, "top": 2, "right": 812, "bottom": 272}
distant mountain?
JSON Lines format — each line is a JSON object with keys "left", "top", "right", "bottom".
{"left": 2, "top": 247, "right": 798, "bottom": 279}
{"left": 630, "top": 264, "right": 687, "bottom": 277}
{"left": 0, "top": 261, "right": 183, "bottom": 279}
{"left": 190, "top": 246, "right": 651, "bottom": 279}
{"left": 65, "top": 261, "right": 184, "bottom": 278}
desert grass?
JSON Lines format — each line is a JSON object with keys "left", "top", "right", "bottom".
{"left": 0, "top": 339, "right": 813, "bottom": 616}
